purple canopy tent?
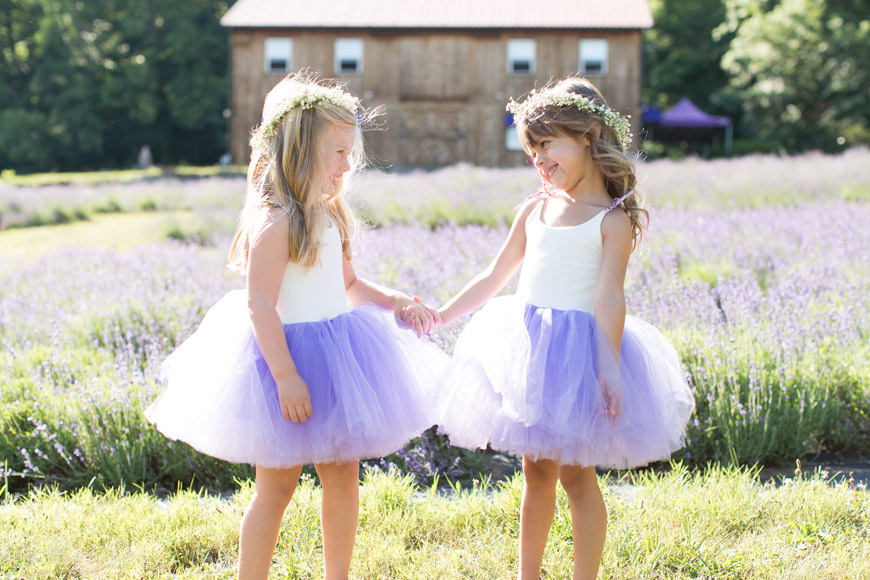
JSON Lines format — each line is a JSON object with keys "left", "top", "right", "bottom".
{"left": 645, "top": 97, "right": 733, "bottom": 154}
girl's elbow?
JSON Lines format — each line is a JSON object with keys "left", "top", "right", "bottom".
{"left": 594, "top": 293, "right": 625, "bottom": 313}
{"left": 247, "top": 296, "right": 276, "bottom": 321}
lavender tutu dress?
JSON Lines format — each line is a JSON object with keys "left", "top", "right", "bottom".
{"left": 437, "top": 199, "right": 695, "bottom": 469}
{"left": 147, "top": 222, "right": 448, "bottom": 467}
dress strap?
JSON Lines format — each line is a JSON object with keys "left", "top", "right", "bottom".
{"left": 604, "top": 191, "right": 635, "bottom": 213}
{"left": 513, "top": 189, "right": 552, "bottom": 212}
{"left": 258, "top": 199, "right": 286, "bottom": 210}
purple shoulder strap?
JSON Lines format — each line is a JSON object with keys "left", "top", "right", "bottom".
{"left": 605, "top": 191, "right": 634, "bottom": 213}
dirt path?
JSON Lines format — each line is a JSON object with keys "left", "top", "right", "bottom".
{"left": 757, "top": 451, "right": 870, "bottom": 487}
{"left": 485, "top": 451, "right": 870, "bottom": 488}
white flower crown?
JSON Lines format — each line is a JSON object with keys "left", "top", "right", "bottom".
{"left": 250, "top": 84, "right": 360, "bottom": 151}
{"left": 507, "top": 88, "right": 633, "bottom": 151}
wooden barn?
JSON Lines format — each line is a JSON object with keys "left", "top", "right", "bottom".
{"left": 220, "top": 0, "right": 653, "bottom": 167}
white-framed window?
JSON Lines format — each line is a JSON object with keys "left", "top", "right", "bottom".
{"left": 335, "top": 38, "right": 364, "bottom": 75}
{"left": 507, "top": 39, "right": 536, "bottom": 75}
{"left": 506, "top": 127, "right": 524, "bottom": 151}
{"left": 264, "top": 38, "right": 292, "bottom": 74}
{"left": 579, "top": 39, "right": 608, "bottom": 76}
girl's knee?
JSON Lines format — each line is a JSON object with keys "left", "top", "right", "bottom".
{"left": 523, "top": 457, "right": 559, "bottom": 488}
{"left": 252, "top": 484, "right": 295, "bottom": 510}
{"left": 315, "top": 460, "right": 360, "bottom": 488}
{"left": 558, "top": 467, "right": 600, "bottom": 499}
{"left": 253, "top": 466, "right": 300, "bottom": 506}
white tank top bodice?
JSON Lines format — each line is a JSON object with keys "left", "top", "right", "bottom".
{"left": 516, "top": 201, "right": 605, "bottom": 314}
{"left": 276, "top": 222, "right": 350, "bottom": 323}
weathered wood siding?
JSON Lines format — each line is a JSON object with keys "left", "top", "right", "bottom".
{"left": 228, "top": 29, "right": 642, "bottom": 167}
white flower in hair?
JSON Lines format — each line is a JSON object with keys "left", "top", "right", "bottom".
{"left": 251, "top": 84, "right": 360, "bottom": 151}
{"left": 507, "top": 88, "right": 633, "bottom": 152}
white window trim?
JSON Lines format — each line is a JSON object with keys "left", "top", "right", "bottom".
{"left": 506, "top": 127, "right": 524, "bottom": 152}
{"left": 335, "top": 38, "right": 364, "bottom": 75}
{"left": 579, "top": 39, "right": 608, "bottom": 76}
{"left": 506, "top": 39, "right": 536, "bottom": 76}
{"left": 264, "top": 37, "right": 293, "bottom": 74}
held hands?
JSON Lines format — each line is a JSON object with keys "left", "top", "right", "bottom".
{"left": 396, "top": 295, "right": 442, "bottom": 336}
{"left": 276, "top": 372, "right": 313, "bottom": 423}
{"left": 598, "top": 374, "right": 622, "bottom": 426}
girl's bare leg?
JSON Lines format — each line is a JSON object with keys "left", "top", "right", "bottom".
{"left": 315, "top": 460, "right": 360, "bottom": 580}
{"left": 238, "top": 464, "right": 302, "bottom": 580}
{"left": 518, "top": 456, "right": 560, "bottom": 580}
{"left": 558, "top": 465, "right": 606, "bottom": 580}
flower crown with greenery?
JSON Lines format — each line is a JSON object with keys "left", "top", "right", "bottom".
{"left": 507, "top": 88, "right": 633, "bottom": 151}
{"left": 250, "top": 84, "right": 360, "bottom": 151}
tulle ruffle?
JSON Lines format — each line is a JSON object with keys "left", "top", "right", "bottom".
{"left": 436, "top": 296, "right": 695, "bottom": 469}
{"left": 147, "top": 290, "right": 449, "bottom": 467}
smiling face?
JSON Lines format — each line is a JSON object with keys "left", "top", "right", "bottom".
{"left": 526, "top": 132, "right": 597, "bottom": 195}
{"left": 320, "top": 122, "right": 356, "bottom": 195}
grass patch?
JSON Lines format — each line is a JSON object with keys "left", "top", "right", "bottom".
{"left": 677, "top": 258, "right": 736, "bottom": 288}
{"left": 0, "top": 210, "right": 198, "bottom": 261}
{"left": 842, "top": 183, "right": 870, "bottom": 202}
{"left": 0, "top": 466, "right": 866, "bottom": 579}
{"left": 0, "top": 165, "right": 247, "bottom": 187}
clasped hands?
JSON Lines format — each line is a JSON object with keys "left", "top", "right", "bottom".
{"left": 395, "top": 295, "right": 442, "bottom": 336}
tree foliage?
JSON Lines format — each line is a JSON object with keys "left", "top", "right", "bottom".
{"left": 0, "top": 0, "right": 230, "bottom": 172}
{"left": 2, "top": 0, "right": 868, "bottom": 170}
{"left": 719, "top": 0, "right": 870, "bottom": 151}
{"left": 643, "top": 0, "right": 737, "bottom": 117}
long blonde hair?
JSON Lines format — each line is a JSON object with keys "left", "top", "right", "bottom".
{"left": 514, "top": 77, "right": 648, "bottom": 249}
{"left": 229, "top": 73, "right": 369, "bottom": 271}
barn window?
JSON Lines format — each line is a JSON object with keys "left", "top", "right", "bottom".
{"left": 335, "top": 38, "right": 364, "bottom": 75}
{"left": 507, "top": 39, "right": 536, "bottom": 76}
{"left": 506, "top": 127, "right": 524, "bottom": 151}
{"left": 580, "top": 39, "right": 608, "bottom": 76}
{"left": 264, "top": 38, "right": 293, "bottom": 74}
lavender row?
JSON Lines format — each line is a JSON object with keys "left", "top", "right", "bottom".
{"left": 1, "top": 199, "right": 868, "bottom": 489}
{"left": 2, "top": 149, "right": 869, "bottom": 231}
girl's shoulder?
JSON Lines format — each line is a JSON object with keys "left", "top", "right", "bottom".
{"left": 513, "top": 191, "right": 547, "bottom": 218}
{"left": 251, "top": 200, "right": 290, "bottom": 240}
{"left": 600, "top": 206, "right": 632, "bottom": 246}
{"left": 510, "top": 195, "right": 544, "bottom": 233}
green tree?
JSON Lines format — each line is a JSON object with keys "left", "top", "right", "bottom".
{"left": 719, "top": 0, "right": 870, "bottom": 151}
{"left": 0, "top": 0, "right": 53, "bottom": 169}
{"left": 643, "top": 0, "right": 737, "bottom": 116}
{"left": 0, "top": 0, "right": 230, "bottom": 172}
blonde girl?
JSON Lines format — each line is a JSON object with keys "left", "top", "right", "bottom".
{"left": 148, "top": 73, "right": 446, "bottom": 580}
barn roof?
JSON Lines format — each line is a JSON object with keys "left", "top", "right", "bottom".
{"left": 220, "top": 0, "right": 653, "bottom": 30}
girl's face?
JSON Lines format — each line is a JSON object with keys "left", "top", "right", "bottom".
{"left": 321, "top": 123, "right": 356, "bottom": 194}
{"left": 527, "top": 133, "right": 595, "bottom": 195}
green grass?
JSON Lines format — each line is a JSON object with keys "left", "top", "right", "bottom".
{"left": 0, "top": 466, "right": 866, "bottom": 579}
{"left": 1, "top": 162, "right": 868, "bottom": 578}
{"left": 842, "top": 183, "right": 870, "bottom": 202}
{"left": 0, "top": 210, "right": 199, "bottom": 260}
{"left": 0, "top": 165, "right": 247, "bottom": 187}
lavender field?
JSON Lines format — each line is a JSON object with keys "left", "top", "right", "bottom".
{"left": 1, "top": 150, "right": 869, "bottom": 492}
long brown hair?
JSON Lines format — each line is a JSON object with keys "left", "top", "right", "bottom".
{"left": 515, "top": 77, "right": 648, "bottom": 249}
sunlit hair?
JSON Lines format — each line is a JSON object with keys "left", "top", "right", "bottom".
{"left": 513, "top": 77, "right": 648, "bottom": 249}
{"left": 229, "top": 72, "right": 376, "bottom": 271}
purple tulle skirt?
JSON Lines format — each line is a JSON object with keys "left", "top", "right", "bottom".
{"left": 146, "top": 290, "right": 449, "bottom": 467}
{"left": 436, "top": 296, "right": 695, "bottom": 469}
